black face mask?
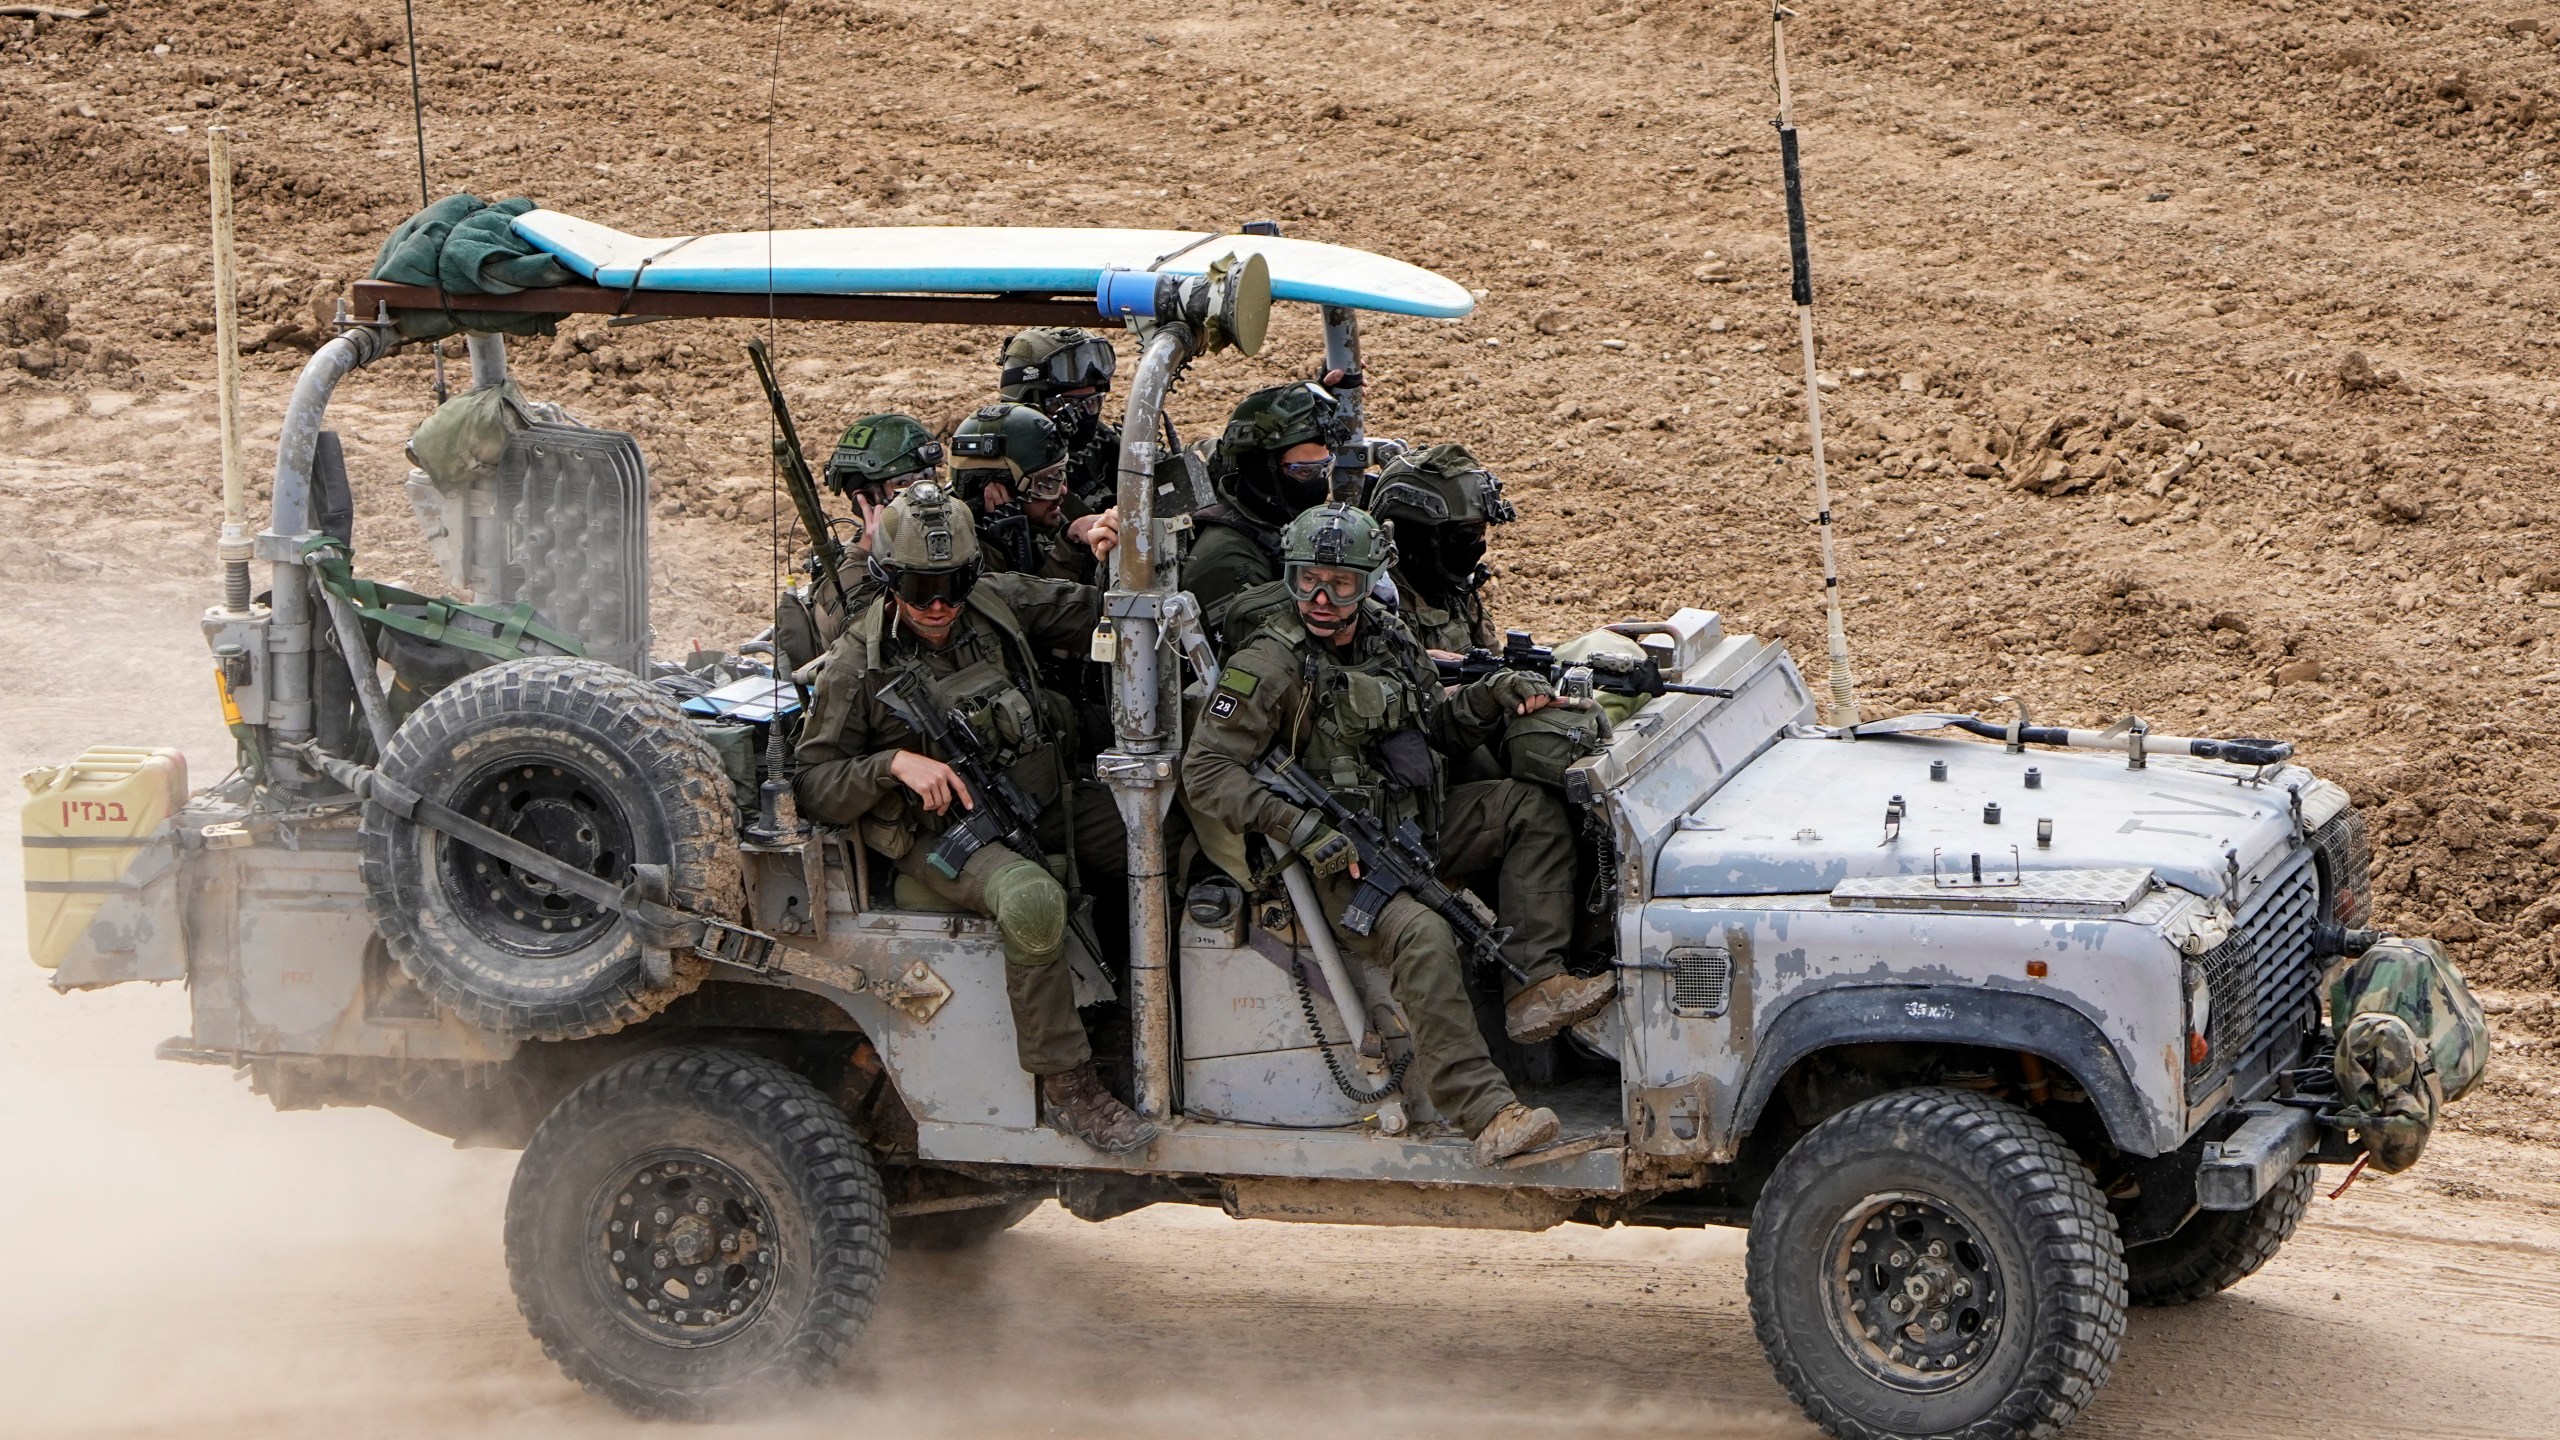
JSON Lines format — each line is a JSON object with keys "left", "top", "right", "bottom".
{"left": 1046, "top": 393, "right": 1103, "bottom": 448}
{"left": 1235, "top": 454, "right": 1331, "bottom": 526}
{"left": 1400, "top": 523, "right": 1488, "bottom": 601}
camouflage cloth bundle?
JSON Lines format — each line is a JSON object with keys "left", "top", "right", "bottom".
{"left": 2328, "top": 936, "right": 2488, "bottom": 1172}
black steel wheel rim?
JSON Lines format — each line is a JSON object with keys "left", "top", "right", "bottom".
{"left": 1822, "top": 1189, "right": 2007, "bottom": 1391}
{"left": 587, "top": 1149, "right": 779, "bottom": 1347}
{"left": 440, "top": 757, "right": 636, "bottom": 957}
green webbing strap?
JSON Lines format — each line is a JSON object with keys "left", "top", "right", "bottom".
{"left": 302, "top": 536, "right": 586, "bottom": 662}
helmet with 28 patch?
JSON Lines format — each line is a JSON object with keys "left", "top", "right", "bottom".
{"left": 822, "top": 412, "right": 945, "bottom": 497}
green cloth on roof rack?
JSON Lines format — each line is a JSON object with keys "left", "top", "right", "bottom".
{"left": 369, "top": 195, "right": 575, "bottom": 340}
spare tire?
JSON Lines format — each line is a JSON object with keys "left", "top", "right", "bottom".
{"left": 359, "top": 657, "right": 742, "bottom": 1041}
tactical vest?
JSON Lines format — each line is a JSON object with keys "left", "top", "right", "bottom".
{"left": 851, "top": 588, "right": 1069, "bottom": 821}
{"left": 1251, "top": 602, "right": 1444, "bottom": 837}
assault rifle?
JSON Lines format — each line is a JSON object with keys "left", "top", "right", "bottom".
{"left": 875, "top": 672, "right": 1047, "bottom": 882}
{"left": 1249, "top": 748, "right": 1527, "bottom": 983}
{"left": 1434, "top": 629, "right": 1734, "bottom": 700}
{"left": 744, "top": 338, "right": 852, "bottom": 615}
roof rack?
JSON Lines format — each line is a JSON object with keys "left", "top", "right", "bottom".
{"left": 347, "top": 279, "right": 1120, "bottom": 330}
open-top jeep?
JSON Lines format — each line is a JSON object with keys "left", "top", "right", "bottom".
{"left": 21, "top": 207, "right": 2485, "bottom": 1439}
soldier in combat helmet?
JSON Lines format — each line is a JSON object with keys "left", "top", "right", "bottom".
{"left": 774, "top": 412, "right": 945, "bottom": 676}
{"left": 1365, "top": 441, "right": 1515, "bottom": 656}
{"left": 794, "top": 482, "right": 1153, "bottom": 1153}
{"left": 1187, "top": 380, "right": 1352, "bottom": 631}
{"left": 998, "top": 326, "right": 1121, "bottom": 514}
{"left": 948, "top": 401, "right": 1122, "bottom": 585}
{"left": 1180, "top": 504, "right": 1616, "bottom": 1165}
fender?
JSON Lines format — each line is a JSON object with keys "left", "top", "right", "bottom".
{"left": 1728, "top": 985, "right": 2173, "bottom": 1157}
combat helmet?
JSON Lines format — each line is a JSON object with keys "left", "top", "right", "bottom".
{"left": 1000, "top": 326, "right": 1117, "bottom": 406}
{"left": 1214, "top": 381, "right": 1355, "bottom": 526}
{"left": 1367, "top": 443, "right": 1518, "bottom": 529}
{"left": 1279, "top": 503, "right": 1395, "bottom": 616}
{"left": 866, "top": 480, "right": 982, "bottom": 608}
{"left": 822, "top": 413, "right": 945, "bottom": 498}
{"left": 949, "top": 402, "right": 1072, "bottom": 501}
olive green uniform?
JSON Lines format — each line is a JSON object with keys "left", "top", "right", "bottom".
{"left": 1187, "top": 510, "right": 1285, "bottom": 632}
{"left": 1179, "top": 588, "right": 1577, "bottom": 1133}
{"left": 775, "top": 577, "right": 857, "bottom": 678}
{"left": 796, "top": 575, "right": 1124, "bottom": 1074}
{"left": 1388, "top": 563, "right": 1497, "bottom": 655}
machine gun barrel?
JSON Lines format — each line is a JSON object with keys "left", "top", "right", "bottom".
{"left": 1432, "top": 628, "right": 1734, "bottom": 700}
{"left": 744, "top": 338, "right": 851, "bottom": 615}
{"left": 1250, "top": 749, "right": 1526, "bottom": 983}
{"left": 876, "top": 674, "right": 1048, "bottom": 881}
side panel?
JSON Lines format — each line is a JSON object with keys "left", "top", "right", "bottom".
{"left": 1178, "top": 937, "right": 1377, "bottom": 1128}
{"left": 1634, "top": 896, "right": 2187, "bottom": 1158}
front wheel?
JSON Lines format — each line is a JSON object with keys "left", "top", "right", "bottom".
{"left": 1747, "top": 1088, "right": 2127, "bottom": 1440}
{"left": 505, "top": 1047, "right": 888, "bottom": 1419}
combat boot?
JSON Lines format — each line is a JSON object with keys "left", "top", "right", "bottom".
{"left": 1504, "top": 971, "right": 1617, "bottom": 1043}
{"left": 1472, "top": 1102, "right": 1562, "bottom": 1165}
{"left": 1041, "top": 1062, "right": 1160, "bottom": 1154}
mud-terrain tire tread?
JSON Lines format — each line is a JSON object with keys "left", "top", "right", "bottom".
{"left": 1746, "top": 1087, "right": 2128, "bottom": 1440}
{"left": 893, "top": 1196, "right": 1046, "bottom": 1251}
{"left": 2123, "top": 1162, "right": 2315, "bottom": 1307}
{"left": 504, "top": 1046, "right": 887, "bottom": 1420}
{"left": 357, "top": 656, "right": 741, "bottom": 1041}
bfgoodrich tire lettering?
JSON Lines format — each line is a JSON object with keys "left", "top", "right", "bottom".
{"left": 505, "top": 1047, "right": 888, "bottom": 1419}
{"left": 2124, "top": 1162, "right": 2314, "bottom": 1307}
{"left": 358, "top": 657, "right": 741, "bottom": 1041}
{"left": 1747, "top": 1088, "right": 2127, "bottom": 1440}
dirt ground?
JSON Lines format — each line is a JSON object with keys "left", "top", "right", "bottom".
{"left": 7, "top": 0, "right": 2560, "bottom": 1433}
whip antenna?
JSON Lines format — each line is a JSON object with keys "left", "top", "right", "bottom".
{"left": 400, "top": 0, "right": 449, "bottom": 404}
{"left": 1770, "top": 5, "right": 1859, "bottom": 730}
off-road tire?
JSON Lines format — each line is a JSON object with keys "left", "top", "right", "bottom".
{"left": 358, "top": 656, "right": 741, "bottom": 1041}
{"left": 2123, "top": 1162, "right": 2315, "bottom": 1307}
{"left": 894, "top": 1197, "right": 1046, "bottom": 1251}
{"left": 1747, "top": 1088, "right": 2127, "bottom": 1440}
{"left": 505, "top": 1047, "right": 888, "bottom": 1419}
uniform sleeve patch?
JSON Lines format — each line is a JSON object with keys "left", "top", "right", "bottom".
{"left": 1208, "top": 691, "right": 1241, "bottom": 721}
{"left": 1215, "top": 669, "right": 1258, "bottom": 698}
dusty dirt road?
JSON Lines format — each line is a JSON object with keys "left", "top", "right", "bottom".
{"left": 0, "top": 594, "right": 2553, "bottom": 1439}
{"left": 8, "top": 0, "right": 2560, "bottom": 1434}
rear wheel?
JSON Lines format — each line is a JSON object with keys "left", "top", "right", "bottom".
{"left": 1747, "top": 1088, "right": 2126, "bottom": 1440}
{"left": 359, "top": 656, "right": 740, "bottom": 1040}
{"left": 505, "top": 1047, "right": 887, "bottom": 1419}
{"left": 2124, "top": 1162, "right": 2316, "bottom": 1307}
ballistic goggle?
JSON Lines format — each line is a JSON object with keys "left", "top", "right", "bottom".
{"left": 877, "top": 559, "right": 981, "bottom": 609}
{"left": 1002, "top": 339, "right": 1116, "bottom": 394}
{"left": 1284, "top": 562, "right": 1375, "bottom": 607}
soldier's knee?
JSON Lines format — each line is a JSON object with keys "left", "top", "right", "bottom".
{"left": 1502, "top": 779, "right": 1570, "bottom": 836}
{"left": 983, "top": 858, "right": 1067, "bottom": 962}
{"left": 1378, "top": 900, "right": 1461, "bottom": 974}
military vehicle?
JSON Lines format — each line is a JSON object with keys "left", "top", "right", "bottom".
{"left": 21, "top": 193, "right": 2486, "bottom": 1440}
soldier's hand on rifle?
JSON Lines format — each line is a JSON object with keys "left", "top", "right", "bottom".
{"left": 1070, "top": 506, "right": 1121, "bottom": 563}
{"left": 1290, "top": 811, "right": 1359, "bottom": 880}
{"left": 1481, "top": 668, "right": 1559, "bottom": 716}
{"left": 888, "top": 750, "right": 975, "bottom": 815}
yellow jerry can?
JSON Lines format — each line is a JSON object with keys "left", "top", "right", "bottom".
{"left": 21, "top": 746, "right": 189, "bottom": 980}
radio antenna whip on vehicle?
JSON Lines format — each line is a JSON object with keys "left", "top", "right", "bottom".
{"left": 1770, "top": 5, "right": 1860, "bottom": 731}
{"left": 741, "top": 4, "right": 810, "bottom": 848}
{"left": 208, "top": 126, "right": 251, "bottom": 615}
{"left": 399, "top": 0, "right": 449, "bottom": 405}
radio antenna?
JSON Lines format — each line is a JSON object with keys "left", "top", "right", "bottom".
{"left": 400, "top": 0, "right": 448, "bottom": 404}
{"left": 1770, "top": 5, "right": 1860, "bottom": 731}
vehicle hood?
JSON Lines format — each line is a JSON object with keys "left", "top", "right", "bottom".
{"left": 1654, "top": 732, "right": 2312, "bottom": 902}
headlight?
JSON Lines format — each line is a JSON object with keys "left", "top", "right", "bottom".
{"left": 2184, "top": 963, "right": 2214, "bottom": 1067}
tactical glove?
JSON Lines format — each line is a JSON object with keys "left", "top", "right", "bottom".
{"left": 1480, "top": 669, "right": 1556, "bottom": 709}
{"left": 1288, "top": 809, "right": 1356, "bottom": 880}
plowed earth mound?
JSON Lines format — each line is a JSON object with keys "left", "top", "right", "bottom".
{"left": 6, "top": 0, "right": 2560, "bottom": 1098}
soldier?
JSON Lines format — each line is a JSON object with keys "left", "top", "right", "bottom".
{"left": 1180, "top": 504, "right": 1616, "bottom": 1166}
{"left": 948, "top": 401, "right": 1121, "bottom": 584}
{"left": 999, "top": 326, "right": 1121, "bottom": 514}
{"left": 1365, "top": 441, "right": 1516, "bottom": 656}
{"left": 1187, "top": 380, "right": 1351, "bottom": 631}
{"left": 774, "top": 413, "right": 945, "bottom": 676}
{"left": 794, "top": 482, "right": 1153, "bottom": 1153}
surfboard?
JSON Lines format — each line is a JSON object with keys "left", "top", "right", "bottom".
{"left": 510, "top": 211, "right": 1476, "bottom": 320}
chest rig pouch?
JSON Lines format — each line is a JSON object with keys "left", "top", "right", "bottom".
{"left": 1305, "top": 647, "right": 1438, "bottom": 832}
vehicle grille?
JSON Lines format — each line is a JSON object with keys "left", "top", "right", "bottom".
{"left": 2187, "top": 855, "right": 2322, "bottom": 1103}
{"left": 1671, "top": 948, "right": 1732, "bottom": 1018}
{"left": 2310, "top": 804, "right": 2372, "bottom": 927}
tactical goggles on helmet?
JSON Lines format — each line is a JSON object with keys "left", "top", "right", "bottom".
{"left": 1371, "top": 470, "right": 1516, "bottom": 526}
{"left": 1285, "top": 562, "right": 1374, "bottom": 608}
{"left": 1002, "top": 340, "right": 1116, "bottom": 395}
{"left": 1016, "top": 460, "right": 1069, "bottom": 502}
{"left": 882, "top": 559, "right": 980, "bottom": 610}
